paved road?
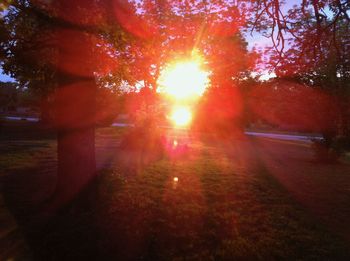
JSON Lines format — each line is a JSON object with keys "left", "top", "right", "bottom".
{"left": 245, "top": 131, "right": 322, "bottom": 142}
{"left": 4, "top": 116, "right": 39, "bottom": 122}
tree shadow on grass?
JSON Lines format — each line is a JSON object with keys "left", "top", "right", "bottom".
{"left": 167, "top": 135, "right": 350, "bottom": 260}
{"left": 1, "top": 164, "right": 102, "bottom": 260}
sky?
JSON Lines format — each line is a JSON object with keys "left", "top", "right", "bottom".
{"left": 0, "top": 68, "right": 14, "bottom": 82}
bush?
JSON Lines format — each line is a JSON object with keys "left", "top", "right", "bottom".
{"left": 119, "top": 117, "right": 166, "bottom": 161}
{"left": 312, "top": 136, "right": 350, "bottom": 163}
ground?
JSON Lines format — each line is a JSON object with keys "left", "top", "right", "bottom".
{"left": 0, "top": 121, "right": 350, "bottom": 260}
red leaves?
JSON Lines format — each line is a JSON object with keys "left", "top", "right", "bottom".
{"left": 194, "top": 86, "right": 243, "bottom": 133}
{"left": 206, "top": 86, "right": 243, "bottom": 120}
{"left": 207, "top": 20, "right": 241, "bottom": 37}
{"left": 53, "top": 29, "right": 118, "bottom": 77}
{"left": 34, "top": 0, "right": 108, "bottom": 27}
{"left": 249, "top": 81, "right": 339, "bottom": 132}
{"left": 113, "top": 0, "right": 158, "bottom": 39}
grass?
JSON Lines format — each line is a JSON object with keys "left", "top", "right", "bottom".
{"left": 0, "top": 141, "right": 56, "bottom": 172}
{"left": 344, "top": 152, "right": 350, "bottom": 163}
{"left": 0, "top": 121, "right": 350, "bottom": 260}
{"left": 97, "top": 138, "right": 350, "bottom": 260}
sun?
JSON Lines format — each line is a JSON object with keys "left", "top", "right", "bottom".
{"left": 170, "top": 106, "right": 192, "bottom": 127}
{"left": 158, "top": 59, "right": 209, "bottom": 100}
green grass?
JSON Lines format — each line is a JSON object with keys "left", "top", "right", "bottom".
{"left": 1, "top": 123, "right": 349, "bottom": 260}
{"left": 96, "top": 125, "right": 129, "bottom": 139}
{"left": 344, "top": 152, "right": 350, "bottom": 163}
{"left": 98, "top": 139, "right": 350, "bottom": 260}
{"left": 0, "top": 140, "right": 56, "bottom": 173}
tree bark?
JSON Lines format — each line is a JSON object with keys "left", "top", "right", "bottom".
{"left": 56, "top": 126, "right": 96, "bottom": 210}
{"left": 30, "top": 77, "right": 98, "bottom": 259}
{"left": 48, "top": 75, "right": 97, "bottom": 214}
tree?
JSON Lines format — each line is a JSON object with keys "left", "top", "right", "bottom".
{"left": 248, "top": 1, "right": 350, "bottom": 137}
{"left": 273, "top": 18, "right": 350, "bottom": 137}
{"left": 115, "top": 0, "right": 255, "bottom": 137}
{"left": 247, "top": 0, "right": 349, "bottom": 63}
{"left": 1, "top": 0, "right": 122, "bottom": 217}
{"left": 0, "top": 81, "right": 18, "bottom": 111}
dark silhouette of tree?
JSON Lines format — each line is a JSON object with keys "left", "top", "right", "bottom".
{"left": 1, "top": 0, "right": 121, "bottom": 219}
{"left": 248, "top": 0, "right": 349, "bottom": 63}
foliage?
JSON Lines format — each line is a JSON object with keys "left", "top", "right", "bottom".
{"left": 1, "top": 1, "right": 57, "bottom": 94}
{"left": 111, "top": 0, "right": 255, "bottom": 92}
{"left": 1, "top": 0, "right": 255, "bottom": 130}
{"left": 247, "top": 1, "right": 350, "bottom": 157}
{"left": 194, "top": 85, "right": 244, "bottom": 136}
{"left": 0, "top": 81, "right": 17, "bottom": 110}
{"left": 312, "top": 135, "right": 350, "bottom": 163}
{"left": 247, "top": 0, "right": 350, "bottom": 63}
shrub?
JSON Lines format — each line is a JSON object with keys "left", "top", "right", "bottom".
{"left": 312, "top": 136, "right": 350, "bottom": 163}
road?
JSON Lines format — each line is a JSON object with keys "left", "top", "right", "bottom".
{"left": 245, "top": 131, "right": 322, "bottom": 142}
{"left": 4, "top": 116, "right": 39, "bottom": 122}
{"left": 5, "top": 117, "right": 323, "bottom": 143}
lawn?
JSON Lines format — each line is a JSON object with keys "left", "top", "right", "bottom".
{"left": 97, "top": 137, "right": 350, "bottom": 260}
{"left": 0, "top": 121, "right": 350, "bottom": 260}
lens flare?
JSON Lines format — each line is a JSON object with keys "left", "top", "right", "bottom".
{"left": 170, "top": 106, "right": 192, "bottom": 127}
{"left": 158, "top": 60, "right": 209, "bottom": 100}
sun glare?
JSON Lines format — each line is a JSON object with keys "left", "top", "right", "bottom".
{"left": 158, "top": 60, "right": 209, "bottom": 100}
{"left": 170, "top": 106, "right": 192, "bottom": 127}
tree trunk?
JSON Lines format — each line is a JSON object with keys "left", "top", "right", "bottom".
{"left": 30, "top": 77, "right": 98, "bottom": 259}
{"left": 56, "top": 126, "right": 96, "bottom": 210}
{"left": 48, "top": 76, "right": 97, "bottom": 214}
